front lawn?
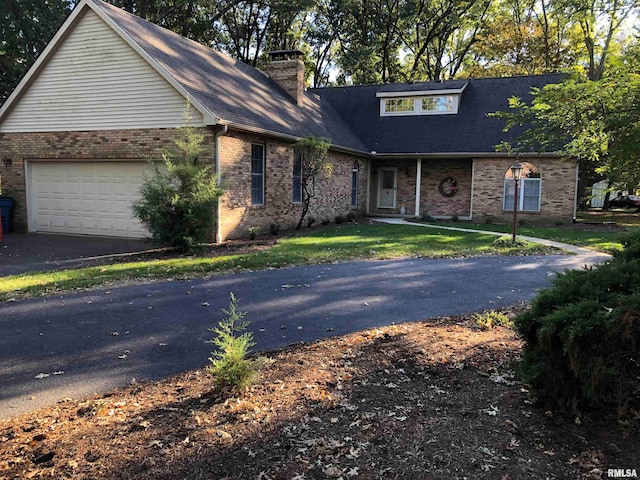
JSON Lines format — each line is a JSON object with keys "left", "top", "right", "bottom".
{"left": 437, "top": 210, "right": 640, "bottom": 253}
{"left": 0, "top": 223, "right": 562, "bottom": 301}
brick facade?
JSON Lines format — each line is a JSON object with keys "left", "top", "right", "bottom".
{"left": 369, "top": 158, "right": 473, "bottom": 218}
{"left": 472, "top": 157, "right": 577, "bottom": 224}
{"left": 218, "top": 130, "right": 367, "bottom": 241}
{"left": 0, "top": 127, "right": 576, "bottom": 240}
{"left": 0, "top": 128, "right": 214, "bottom": 233}
{"left": 369, "top": 156, "right": 576, "bottom": 224}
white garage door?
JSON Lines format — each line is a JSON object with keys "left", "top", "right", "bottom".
{"left": 30, "top": 161, "right": 151, "bottom": 238}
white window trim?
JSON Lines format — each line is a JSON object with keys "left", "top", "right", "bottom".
{"left": 292, "top": 154, "right": 302, "bottom": 204}
{"left": 380, "top": 95, "right": 460, "bottom": 116}
{"left": 351, "top": 162, "right": 359, "bottom": 208}
{"left": 251, "top": 144, "right": 265, "bottom": 206}
{"left": 503, "top": 178, "right": 542, "bottom": 212}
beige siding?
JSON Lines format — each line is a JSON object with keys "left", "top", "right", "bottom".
{"left": 0, "top": 10, "right": 201, "bottom": 133}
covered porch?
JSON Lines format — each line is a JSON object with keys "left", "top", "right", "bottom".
{"left": 367, "top": 157, "right": 473, "bottom": 220}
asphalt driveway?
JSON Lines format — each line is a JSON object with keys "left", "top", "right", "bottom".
{"left": 0, "top": 233, "right": 161, "bottom": 277}
{"left": 0, "top": 249, "right": 608, "bottom": 419}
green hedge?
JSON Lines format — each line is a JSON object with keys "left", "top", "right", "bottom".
{"left": 515, "top": 231, "right": 640, "bottom": 417}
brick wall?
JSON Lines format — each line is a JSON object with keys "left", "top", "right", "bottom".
{"left": 472, "top": 156, "right": 577, "bottom": 224}
{"left": 218, "top": 130, "right": 367, "bottom": 241}
{"left": 420, "top": 159, "right": 472, "bottom": 217}
{"left": 0, "top": 128, "right": 214, "bottom": 233}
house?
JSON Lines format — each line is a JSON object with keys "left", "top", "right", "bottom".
{"left": 0, "top": 0, "right": 578, "bottom": 242}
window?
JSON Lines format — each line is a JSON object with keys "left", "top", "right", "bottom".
{"left": 251, "top": 144, "right": 265, "bottom": 205}
{"left": 504, "top": 178, "right": 541, "bottom": 212}
{"left": 380, "top": 95, "right": 459, "bottom": 116}
{"left": 351, "top": 161, "right": 359, "bottom": 207}
{"left": 421, "top": 96, "right": 454, "bottom": 112}
{"left": 292, "top": 154, "right": 302, "bottom": 203}
{"left": 384, "top": 98, "right": 415, "bottom": 113}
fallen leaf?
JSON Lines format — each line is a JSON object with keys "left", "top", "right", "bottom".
{"left": 34, "top": 373, "right": 49, "bottom": 379}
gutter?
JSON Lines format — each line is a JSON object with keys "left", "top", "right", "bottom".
{"left": 214, "top": 124, "right": 228, "bottom": 244}
{"left": 367, "top": 151, "right": 564, "bottom": 159}
{"left": 221, "top": 121, "right": 370, "bottom": 157}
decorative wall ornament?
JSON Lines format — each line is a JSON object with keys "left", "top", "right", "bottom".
{"left": 438, "top": 176, "right": 458, "bottom": 197}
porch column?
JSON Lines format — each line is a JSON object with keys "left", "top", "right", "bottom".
{"left": 414, "top": 158, "right": 422, "bottom": 217}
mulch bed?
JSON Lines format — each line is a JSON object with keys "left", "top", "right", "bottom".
{"left": 1, "top": 306, "right": 637, "bottom": 480}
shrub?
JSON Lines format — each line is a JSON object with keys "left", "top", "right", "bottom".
{"left": 321, "top": 217, "right": 330, "bottom": 225}
{"left": 421, "top": 213, "right": 434, "bottom": 223}
{"left": 248, "top": 226, "right": 261, "bottom": 240}
{"left": 335, "top": 215, "right": 345, "bottom": 224}
{"left": 306, "top": 216, "right": 316, "bottom": 228}
{"left": 492, "top": 236, "right": 529, "bottom": 248}
{"left": 269, "top": 222, "right": 281, "bottom": 236}
{"left": 515, "top": 231, "right": 640, "bottom": 417}
{"left": 207, "top": 293, "right": 258, "bottom": 390}
{"left": 473, "top": 311, "right": 512, "bottom": 329}
{"left": 132, "top": 116, "right": 221, "bottom": 253}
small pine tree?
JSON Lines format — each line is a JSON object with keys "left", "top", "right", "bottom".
{"left": 132, "top": 104, "right": 222, "bottom": 252}
{"left": 207, "top": 293, "right": 258, "bottom": 390}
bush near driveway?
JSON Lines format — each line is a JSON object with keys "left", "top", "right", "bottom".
{"left": 515, "top": 231, "right": 640, "bottom": 418}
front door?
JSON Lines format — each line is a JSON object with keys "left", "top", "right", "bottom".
{"left": 378, "top": 168, "right": 396, "bottom": 208}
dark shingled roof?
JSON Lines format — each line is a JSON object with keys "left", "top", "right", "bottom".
{"left": 93, "top": 0, "right": 561, "bottom": 157}
{"left": 92, "top": 0, "right": 367, "bottom": 153}
{"left": 311, "top": 75, "right": 563, "bottom": 156}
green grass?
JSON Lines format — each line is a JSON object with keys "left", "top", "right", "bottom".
{"left": 437, "top": 211, "right": 640, "bottom": 253}
{"left": 0, "top": 224, "right": 562, "bottom": 301}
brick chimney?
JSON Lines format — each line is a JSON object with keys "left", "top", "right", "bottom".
{"left": 266, "top": 50, "right": 305, "bottom": 106}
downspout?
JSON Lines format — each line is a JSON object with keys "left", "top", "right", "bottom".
{"left": 469, "top": 158, "right": 475, "bottom": 220}
{"left": 414, "top": 159, "right": 422, "bottom": 217}
{"left": 573, "top": 158, "right": 579, "bottom": 222}
{"left": 367, "top": 153, "right": 375, "bottom": 215}
{"left": 214, "top": 124, "right": 228, "bottom": 244}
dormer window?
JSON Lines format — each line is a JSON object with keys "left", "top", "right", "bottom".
{"left": 377, "top": 83, "right": 467, "bottom": 117}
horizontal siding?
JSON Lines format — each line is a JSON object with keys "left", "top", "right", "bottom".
{"left": 1, "top": 10, "right": 203, "bottom": 133}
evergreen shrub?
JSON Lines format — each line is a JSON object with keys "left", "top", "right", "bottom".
{"left": 515, "top": 231, "right": 640, "bottom": 417}
{"left": 132, "top": 117, "right": 221, "bottom": 253}
{"left": 207, "top": 293, "right": 258, "bottom": 390}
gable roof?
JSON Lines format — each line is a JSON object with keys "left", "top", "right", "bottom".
{"left": 312, "top": 74, "right": 563, "bottom": 156}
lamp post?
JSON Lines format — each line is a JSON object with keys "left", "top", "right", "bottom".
{"left": 510, "top": 161, "right": 523, "bottom": 241}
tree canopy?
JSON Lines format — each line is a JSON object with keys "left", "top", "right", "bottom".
{"left": 495, "top": 39, "right": 640, "bottom": 193}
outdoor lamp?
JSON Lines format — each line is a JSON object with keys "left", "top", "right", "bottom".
{"left": 2, "top": 156, "right": 11, "bottom": 170}
{"left": 510, "top": 161, "right": 523, "bottom": 241}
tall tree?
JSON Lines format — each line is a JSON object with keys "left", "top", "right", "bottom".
{"left": 0, "top": 0, "right": 73, "bottom": 104}
{"left": 555, "top": 0, "right": 638, "bottom": 80}
{"left": 401, "top": 0, "right": 492, "bottom": 81}
{"left": 462, "top": 0, "right": 576, "bottom": 77}
{"left": 332, "top": 0, "right": 406, "bottom": 84}
{"left": 495, "top": 69, "right": 640, "bottom": 193}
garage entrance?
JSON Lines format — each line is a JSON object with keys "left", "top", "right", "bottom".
{"left": 28, "top": 161, "right": 151, "bottom": 238}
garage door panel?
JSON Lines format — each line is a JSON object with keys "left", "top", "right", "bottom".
{"left": 30, "top": 161, "right": 150, "bottom": 238}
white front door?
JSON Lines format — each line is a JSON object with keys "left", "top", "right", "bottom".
{"left": 378, "top": 168, "right": 396, "bottom": 208}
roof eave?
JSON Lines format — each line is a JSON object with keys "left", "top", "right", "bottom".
{"left": 369, "top": 151, "right": 564, "bottom": 159}
{"left": 222, "top": 121, "right": 370, "bottom": 157}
